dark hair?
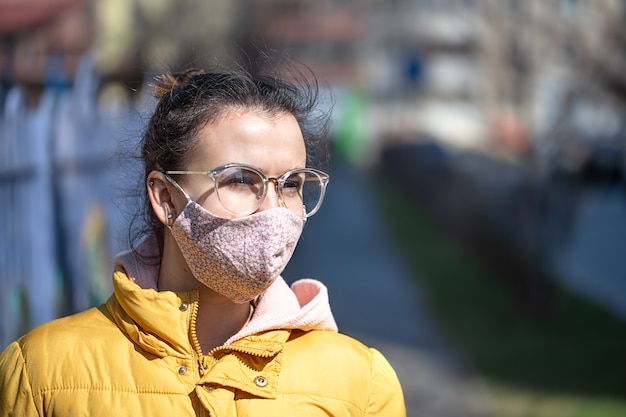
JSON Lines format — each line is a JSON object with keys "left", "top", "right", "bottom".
{"left": 132, "top": 66, "right": 331, "bottom": 255}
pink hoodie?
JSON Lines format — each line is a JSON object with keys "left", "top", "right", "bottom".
{"left": 114, "top": 237, "right": 338, "bottom": 346}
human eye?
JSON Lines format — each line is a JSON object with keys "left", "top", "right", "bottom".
{"left": 282, "top": 174, "right": 304, "bottom": 195}
{"left": 219, "top": 168, "right": 261, "bottom": 191}
{"left": 228, "top": 174, "right": 254, "bottom": 185}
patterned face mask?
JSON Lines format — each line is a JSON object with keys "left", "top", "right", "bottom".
{"left": 169, "top": 201, "right": 304, "bottom": 303}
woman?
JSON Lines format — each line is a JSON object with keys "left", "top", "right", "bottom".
{"left": 0, "top": 68, "right": 405, "bottom": 416}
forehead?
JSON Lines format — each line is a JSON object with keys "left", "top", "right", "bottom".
{"left": 187, "top": 110, "right": 306, "bottom": 172}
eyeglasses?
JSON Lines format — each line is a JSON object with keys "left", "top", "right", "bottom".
{"left": 164, "top": 163, "right": 329, "bottom": 218}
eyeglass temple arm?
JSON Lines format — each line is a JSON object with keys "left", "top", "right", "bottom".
{"left": 164, "top": 170, "right": 212, "bottom": 175}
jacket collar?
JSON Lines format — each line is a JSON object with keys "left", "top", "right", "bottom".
{"left": 106, "top": 269, "right": 196, "bottom": 358}
{"left": 107, "top": 242, "right": 340, "bottom": 401}
{"left": 112, "top": 236, "right": 338, "bottom": 347}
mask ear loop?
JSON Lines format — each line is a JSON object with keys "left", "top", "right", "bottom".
{"left": 164, "top": 174, "right": 192, "bottom": 203}
{"left": 163, "top": 174, "right": 192, "bottom": 229}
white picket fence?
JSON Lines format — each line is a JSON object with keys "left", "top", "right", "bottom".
{"left": 0, "top": 55, "right": 149, "bottom": 349}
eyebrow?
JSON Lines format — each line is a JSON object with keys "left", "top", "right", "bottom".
{"left": 166, "top": 163, "right": 308, "bottom": 176}
{"left": 227, "top": 162, "right": 308, "bottom": 173}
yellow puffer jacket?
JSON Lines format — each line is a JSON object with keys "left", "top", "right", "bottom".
{"left": 0, "top": 267, "right": 405, "bottom": 416}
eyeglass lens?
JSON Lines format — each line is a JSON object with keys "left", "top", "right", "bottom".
{"left": 215, "top": 166, "right": 325, "bottom": 216}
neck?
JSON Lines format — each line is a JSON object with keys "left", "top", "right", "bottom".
{"left": 158, "top": 232, "right": 253, "bottom": 354}
{"left": 195, "top": 290, "right": 253, "bottom": 353}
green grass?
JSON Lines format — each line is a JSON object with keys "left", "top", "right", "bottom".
{"left": 376, "top": 184, "right": 626, "bottom": 417}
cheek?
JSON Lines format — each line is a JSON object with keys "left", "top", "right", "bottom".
{"left": 182, "top": 184, "right": 236, "bottom": 218}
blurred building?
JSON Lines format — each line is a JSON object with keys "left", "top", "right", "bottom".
{"left": 361, "top": 0, "right": 626, "bottom": 174}
{"left": 0, "top": 0, "right": 242, "bottom": 88}
{"left": 242, "top": 0, "right": 368, "bottom": 84}
{"left": 0, "top": 0, "right": 92, "bottom": 108}
{"left": 93, "top": 0, "right": 241, "bottom": 82}
{"left": 1, "top": 0, "right": 624, "bottom": 168}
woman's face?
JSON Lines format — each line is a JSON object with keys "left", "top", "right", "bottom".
{"left": 175, "top": 110, "right": 307, "bottom": 218}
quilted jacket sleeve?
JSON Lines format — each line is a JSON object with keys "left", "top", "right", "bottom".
{"left": 0, "top": 342, "right": 38, "bottom": 417}
{"left": 365, "top": 348, "right": 406, "bottom": 416}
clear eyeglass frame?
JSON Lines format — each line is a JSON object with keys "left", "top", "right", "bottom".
{"left": 163, "top": 163, "right": 330, "bottom": 218}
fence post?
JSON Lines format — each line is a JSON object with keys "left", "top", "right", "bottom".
{"left": 0, "top": 86, "right": 58, "bottom": 349}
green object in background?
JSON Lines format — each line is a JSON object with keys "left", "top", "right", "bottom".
{"left": 9, "top": 287, "right": 31, "bottom": 338}
{"left": 334, "top": 86, "right": 369, "bottom": 165}
{"left": 82, "top": 204, "right": 112, "bottom": 307}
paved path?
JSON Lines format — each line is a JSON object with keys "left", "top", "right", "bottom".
{"left": 283, "top": 161, "right": 492, "bottom": 417}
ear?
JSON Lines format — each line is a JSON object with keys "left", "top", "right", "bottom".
{"left": 147, "top": 171, "right": 179, "bottom": 226}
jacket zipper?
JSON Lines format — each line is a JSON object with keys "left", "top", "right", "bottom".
{"left": 189, "top": 296, "right": 210, "bottom": 416}
{"left": 188, "top": 294, "right": 207, "bottom": 377}
{"left": 209, "top": 344, "right": 277, "bottom": 357}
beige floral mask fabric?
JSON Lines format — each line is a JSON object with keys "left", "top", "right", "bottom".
{"left": 170, "top": 203, "right": 304, "bottom": 303}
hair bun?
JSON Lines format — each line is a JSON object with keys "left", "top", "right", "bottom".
{"left": 150, "top": 68, "right": 205, "bottom": 99}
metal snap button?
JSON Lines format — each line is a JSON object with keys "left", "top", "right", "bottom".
{"left": 254, "top": 375, "right": 268, "bottom": 387}
{"left": 179, "top": 302, "right": 189, "bottom": 312}
{"left": 177, "top": 365, "right": 188, "bottom": 375}
{"left": 204, "top": 385, "right": 214, "bottom": 391}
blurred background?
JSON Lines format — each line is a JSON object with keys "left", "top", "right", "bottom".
{"left": 1, "top": 0, "right": 626, "bottom": 416}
